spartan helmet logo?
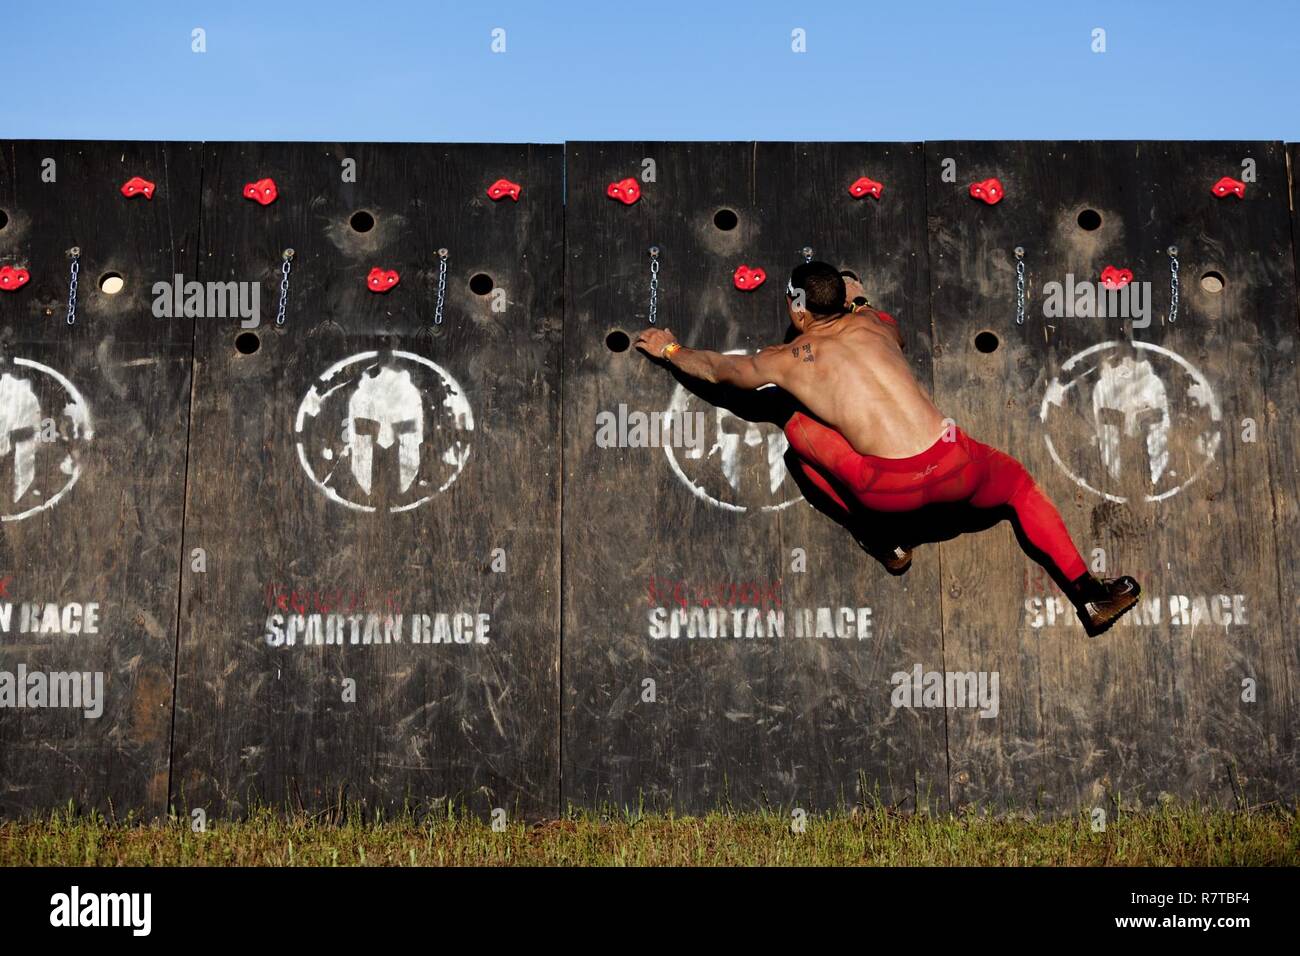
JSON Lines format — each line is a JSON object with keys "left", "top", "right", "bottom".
{"left": 662, "top": 349, "right": 803, "bottom": 513}
{"left": 345, "top": 368, "right": 424, "bottom": 495}
{"left": 715, "top": 406, "right": 788, "bottom": 495}
{"left": 0, "top": 358, "right": 91, "bottom": 522}
{"left": 0, "top": 374, "right": 41, "bottom": 503}
{"left": 296, "top": 351, "right": 474, "bottom": 513}
{"left": 1091, "top": 355, "right": 1170, "bottom": 485}
{"left": 1041, "top": 341, "right": 1220, "bottom": 504}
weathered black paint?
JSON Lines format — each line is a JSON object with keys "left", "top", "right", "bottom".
{"left": 562, "top": 142, "right": 946, "bottom": 813}
{"left": 926, "top": 141, "right": 1298, "bottom": 811}
{"left": 169, "top": 144, "right": 563, "bottom": 819}
{"left": 0, "top": 141, "right": 200, "bottom": 817}
{"left": 0, "top": 139, "right": 1297, "bottom": 820}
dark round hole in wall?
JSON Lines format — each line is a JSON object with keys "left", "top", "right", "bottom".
{"left": 713, "top": 208, "right": 739, "bottom": 231}
{"left": 469, "top": 272, "right": 494, "bottom": 295}
{"left": 349, "top": 210, "right": 375, "bottom": 233}
{"left": 1076, "top": 208, "right": 1102, "bottom": 231}
{"left": 605, "top": 330, "right": 630, "bottom": 352}
{"left": 235, "top": 331, "right": 261, "bottom": 355}
{"left": 1200, "top": 270, "right": 1226, "bottom": 294}
{"left": 99, "top": 272, "right": 125, "bottom": 295}
{"left": 974, "top": 330, "right": 1000, "bottom": 353}
{"left": 0, "top": 209, "right": 8, "bottom": 230}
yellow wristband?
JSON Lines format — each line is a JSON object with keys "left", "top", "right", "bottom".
{"left": 662, "top": 342, "right": 682, "bottom": 360}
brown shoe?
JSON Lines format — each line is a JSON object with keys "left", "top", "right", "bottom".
{"left": 882, "top": 546, "right": 913, "bottom": 575}
{"left": 1076, "top": 576, "right": 1141, "bottom": 636}
{"left": 847, "top": 520, "right": 912, "bottom": 575}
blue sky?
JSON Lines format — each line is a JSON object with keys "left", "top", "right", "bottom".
{"left": 4, "top": 1, "right": 1298, "bottom": 141}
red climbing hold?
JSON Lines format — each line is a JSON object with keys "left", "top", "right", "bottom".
{"left": 1212, "top": 176, "right": 1246, "bottom": 199}
{"left": 366, "top": 267, "right": 400, "bottom": 293}
{"left": 121, "top": 176, "right": 156, "bottom": 200}
{"left": 243, "top": 177, "right": 279, "bottom": 205}
{"left": 969, "top": 178, "right": 1004, "bottom": 204}
{"left": 733, "top": 265, "right": 767, "bottom": 291}
{"left": 487, "top": 178, "right": 522, "bottom": 202}
{"left": 0, "top": 264, "right": 30, "bottom": 292}
{"left": 1100, "top": 265, "right": 1134, "bottom": 289}
{"left": 606, "top": 178, "right": 641, "bottom": 205}
{"left": 848, "top": 176, "right": 883, "bottom": 200}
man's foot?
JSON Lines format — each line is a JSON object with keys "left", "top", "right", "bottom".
{"left": 848, "top": 528, "right": 913, "bottom": 575}
{"left": 881, "top": 546, "right": 913, "bottom": 575}
{"left": 1075, "top": 575, "right": 1141, "bottom": 636}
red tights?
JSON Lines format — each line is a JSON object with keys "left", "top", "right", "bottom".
{"left": 784, "top": 411, "right": 1088, "bottom": 581}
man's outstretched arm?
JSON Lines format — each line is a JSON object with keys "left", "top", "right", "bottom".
{"left": 634, "top": 327, "right": 788, "bottom": 390}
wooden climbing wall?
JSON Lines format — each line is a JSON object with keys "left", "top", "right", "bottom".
{"left": 1, "top": 138, "right": 1298, "bottom": 821}
{"left": 562, "top": 142, "right": 947, "bottom": 813}
{"left": 926, "top": 141, "right": 1299, "bottom": 813}
{"left": 0, "top": 141, "right": 200, "bottom": 816}
{"left": 1282, "top": 144, "right": 1300, "bottom": 800}
{"left": 169, "top": 144, "right": 563, "bottom": 819}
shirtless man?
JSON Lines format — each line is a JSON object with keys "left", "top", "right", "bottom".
{"left": 634, "top": 260, "right": 1141, "bottom": 636}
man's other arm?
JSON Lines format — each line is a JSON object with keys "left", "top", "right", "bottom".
{"left": 634, "top": 328, "right": 790, "bottom": 390}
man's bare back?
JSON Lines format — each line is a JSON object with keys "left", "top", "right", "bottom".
{"left": 762, "top": 311, "right": 949, "bottom": 459}
{"left": 635, "top": 267, "right": 947, "bottom": 459}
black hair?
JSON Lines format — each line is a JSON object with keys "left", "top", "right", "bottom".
{"left": 788, "top": 261, "right": 846, "bottom": 317}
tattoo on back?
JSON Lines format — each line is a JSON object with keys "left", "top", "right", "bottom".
{"left": 790, "top": 343, "right": 814, "bottom": 363}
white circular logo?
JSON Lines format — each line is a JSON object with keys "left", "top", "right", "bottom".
{"left": 0, "top": 357, "right": 92, "bottom": 522}
{"left": 663, "top": 350, "right": 803, "bottom": 513}
{"left": 295, "top": 351, "right": 473, "bottom": 513}
{"left": 1040, "top": 340, "right": 1221, "bottom": 503}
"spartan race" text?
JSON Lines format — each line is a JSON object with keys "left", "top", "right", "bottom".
{"left": 648, "top": 606, "right": 872, "bottom": 640}
{"left": 264, "top": 611, "right": 491, "bottom": 646}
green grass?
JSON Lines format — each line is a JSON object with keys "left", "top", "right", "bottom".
{"left": 2, "top": 802, "right": 1297, "bottom": 866}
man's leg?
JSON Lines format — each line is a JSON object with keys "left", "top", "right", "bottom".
{"left": 793, "top": 458, "right": 853, "bottom": 515}
{"left": 966, "top": 446, "right": 1088, "bottom": 581}
{"left": 785, "top": 412, "right": 1139, "bottom": 633}
{"left": 963, "top": 438, "right": 1140, "bottom": 634}
{"left": 791, "top": 456, "right": 914, "bottom": 573}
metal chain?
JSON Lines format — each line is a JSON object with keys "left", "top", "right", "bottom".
{"left": 434, "top": 248, "right": 449, "bottom": 325}
{"left": 648, "top": 246, "right": 660, "bottom": 325}
{"left": 65, "top": 247, "right": 81, "bottom": 326}
{"left": 275, "top": 249, "right": 294, "bottom": 327}
{"left": 1167, "top": 245, "right": 1179, "bottom": 324}
{"left": 1014, "top": 246, "right": 1026, "bottom": 325}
